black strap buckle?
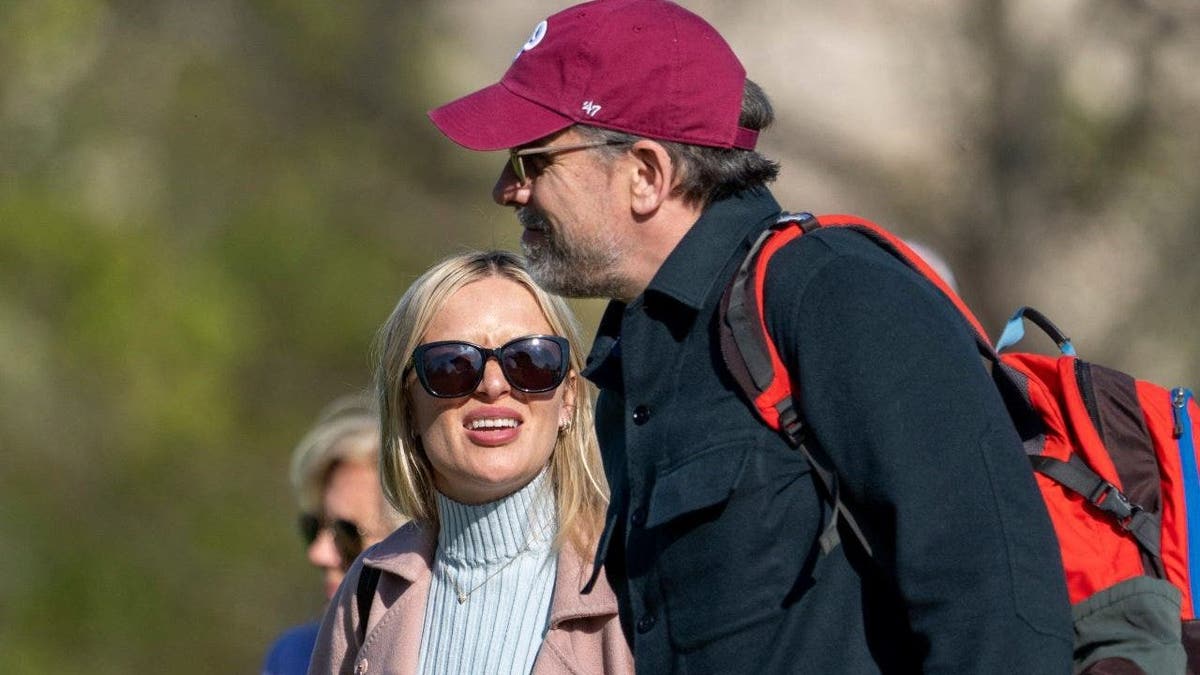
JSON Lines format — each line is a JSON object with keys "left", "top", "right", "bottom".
{"left": 1088, "top": 481, "right": 1137, "bottom": 523}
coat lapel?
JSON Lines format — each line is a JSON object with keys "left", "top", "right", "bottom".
{"left": 359, "top": 522, "right": 436, "bottom": 675}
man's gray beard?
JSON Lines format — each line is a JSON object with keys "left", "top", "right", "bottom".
{"left": 518, "top": 209, "right": 626, "bottom": 300}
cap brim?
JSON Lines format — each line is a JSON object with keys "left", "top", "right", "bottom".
{"left": 428, "top": 82, "right": 574, "bottom": 151}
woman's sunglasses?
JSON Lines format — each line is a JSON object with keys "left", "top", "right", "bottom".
{"left": 299, "top": 513, "right": 365, "bottom": 567}
{"left": 407, "top": 334, "right": 570, "bottom": 399}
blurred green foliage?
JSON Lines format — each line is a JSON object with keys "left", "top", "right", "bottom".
{"left": 1, "top": 0, "right": 1198, "bottom": 673}
{"left": 0, "top": 1, "right": 498, "bottom": 672}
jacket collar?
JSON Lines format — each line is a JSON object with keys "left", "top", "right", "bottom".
{"left": 361, "top": 521, "right": 617, "bottom": 624}
{"left": 548, "top": 542, "right": 619, "bottom": 626}
{"left": 644, "top": 186, "right": 781, "bottom": 311}
{"left": 361, "top": 520, "right": 436, "bottom": 583}
{"left": 583, "top": 187, "right": 781, "bottom": 390}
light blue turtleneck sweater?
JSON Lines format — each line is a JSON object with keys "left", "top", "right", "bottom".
{"left": 417, "top": 469, "right": 558, "bottom": 675}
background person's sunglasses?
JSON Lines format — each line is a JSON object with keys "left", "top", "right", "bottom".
{"left": 407, "top": 335, "right": 569, "bottom": 398}
{"left": 298, "top": 513, "right": 365, "bottom": 567}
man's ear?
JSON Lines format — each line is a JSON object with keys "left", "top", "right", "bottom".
{"left": 627, "top": 140, "right": 677, "bottom": 216}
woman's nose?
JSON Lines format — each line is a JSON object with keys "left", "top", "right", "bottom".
{"left": 475, "top": 358, "right": 511, "bottom": 399}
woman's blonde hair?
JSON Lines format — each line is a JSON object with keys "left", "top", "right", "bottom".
{"left": 374, "top": 250, "right": 607, "bottom": 556}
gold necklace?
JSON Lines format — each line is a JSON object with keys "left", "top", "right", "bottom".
{"left": 441, "top": 518, "right": 553, "bottom": 605}
{"left": 443, "top": 547, "right": 532, "bottom": 604}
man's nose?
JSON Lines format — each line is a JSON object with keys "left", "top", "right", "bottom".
{"left": 493, "top": 159, "right": 531, "bottom": 206}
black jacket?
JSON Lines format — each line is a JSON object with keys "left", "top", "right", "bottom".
{"left": 582, "top": 187, "right": 1073, "bottom": 673}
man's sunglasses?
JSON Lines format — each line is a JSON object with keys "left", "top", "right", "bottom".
{"left": 508, "top": 139, "right": 626, "bottom": 183}
{"left": 407, "top": 335, "right": 570, "bottom": 399}
{"left": 299, "top": 513, "right": 365, "bottom": 566}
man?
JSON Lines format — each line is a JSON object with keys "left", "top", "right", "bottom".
{"left": 427, "top": 1, "right": 1073, "bottom": 672}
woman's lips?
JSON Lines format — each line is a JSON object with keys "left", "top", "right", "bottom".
{"left": 463, "top": 408, "right": 523, "bottom": 446}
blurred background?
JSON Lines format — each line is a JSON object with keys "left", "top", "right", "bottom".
{"left": 1, "top": 0, "right": 1197, "bottom": 672}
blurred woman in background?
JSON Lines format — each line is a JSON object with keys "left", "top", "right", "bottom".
{"left": 261, "top": 394, "right": 405, "bottom": 675}
{"left": 309, "top": 250, "right": 631, "bottom": 674}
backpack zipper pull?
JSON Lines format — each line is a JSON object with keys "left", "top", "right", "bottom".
{"left": 1172, "top": 387, "right": 1189, "bottom": 439}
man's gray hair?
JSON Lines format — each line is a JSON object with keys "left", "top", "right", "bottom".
{"left": 576, "top": 79, "right": 780, "bottom": 207}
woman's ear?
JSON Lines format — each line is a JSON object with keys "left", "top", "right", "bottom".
{"left": 628, "top": 140, "right": 676, "bottom": 217}
{"left": 559, "top": 370, "right": 578, "bottom": 429}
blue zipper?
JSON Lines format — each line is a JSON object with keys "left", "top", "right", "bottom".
{"left": 1173, "top": 387, "right": 1199, "bottom": 611}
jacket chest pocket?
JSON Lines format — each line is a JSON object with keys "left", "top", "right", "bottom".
{"left": 645, "top": 435, "right": 820, "bottom": 651}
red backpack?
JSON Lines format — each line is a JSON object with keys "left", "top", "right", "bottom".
{"left": 718, "top": 211, "right": 1200, "bottom": 674}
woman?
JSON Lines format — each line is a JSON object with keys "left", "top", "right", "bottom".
{"left": 308, "top": 251, "right": 631, "bottom": 674}
{"left": 262, "top": 394, "right": 405, "bottom": 675}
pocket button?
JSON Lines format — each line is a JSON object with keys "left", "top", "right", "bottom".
{"left": 636, "top": 613, "right": 657, "bottom": 633}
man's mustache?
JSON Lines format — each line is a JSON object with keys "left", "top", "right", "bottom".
{"left": 517, "top": 208, "right": 549, "bottom": 230}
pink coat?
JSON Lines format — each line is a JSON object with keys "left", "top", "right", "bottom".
{"left": 307, "top": 521, "right": 633, "bottom": 675}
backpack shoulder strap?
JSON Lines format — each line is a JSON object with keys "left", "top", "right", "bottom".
{"left": 1031, "top": 453, "right": 1161, "bottom": 557}
{"left": 355, "top": 565, "right": 382, "bottom": 644}
{"left": 719, "top": 211, "right": 999, "bottom": 558}
{"left": 721, "top": 212, "right": 997, "bottom": 444}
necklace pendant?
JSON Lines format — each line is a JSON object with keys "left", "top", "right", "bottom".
{"left": 456, "top": 592, "right": 468, "bottom": 604}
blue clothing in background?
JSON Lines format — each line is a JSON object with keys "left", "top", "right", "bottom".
{"left": 261, "top": 621, "right": 319, "bottom": 675}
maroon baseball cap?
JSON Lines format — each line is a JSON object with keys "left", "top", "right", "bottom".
{"left": 428, "top": 0, "right": 757, "bottom": 152}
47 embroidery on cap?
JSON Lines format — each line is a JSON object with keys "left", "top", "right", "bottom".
{"left": 581, "top": 101, "right": 601, "bottom": 117}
